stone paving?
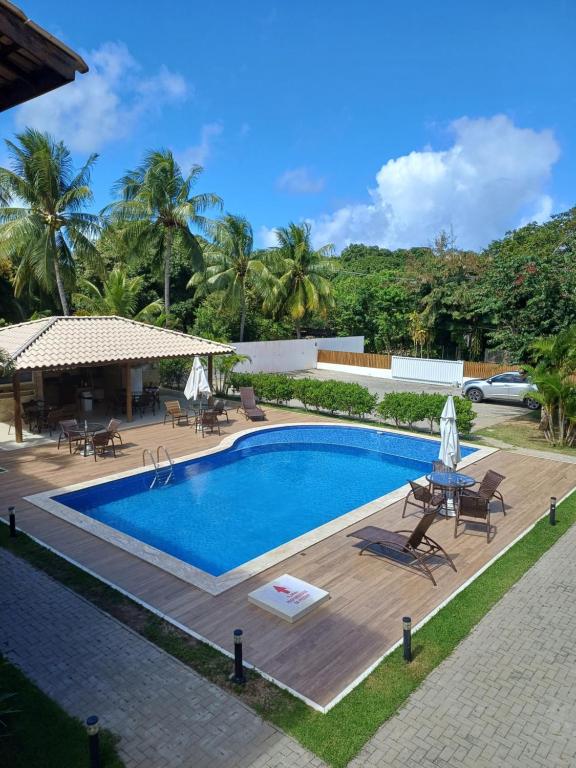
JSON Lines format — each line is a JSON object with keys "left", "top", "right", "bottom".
{"left": 4, "top": 513, "right": 576, "bottom": 767}
{"left": 0, "top": 549, "right": 323, "bottom": 768}
{"left": 350, "top": 514, "right": 576, "bottom": 768}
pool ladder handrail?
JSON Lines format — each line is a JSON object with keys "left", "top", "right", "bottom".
{"left": 142, "top": 447, "right": 174, "bottom": 489}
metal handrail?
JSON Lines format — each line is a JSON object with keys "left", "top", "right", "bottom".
{"left": 143, "top": 448, "right": 159, "bottom": 489}
{"left": 156, "top": 445, "right": 174, "bottom": 486}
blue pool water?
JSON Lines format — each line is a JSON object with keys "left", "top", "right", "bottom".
{"left": 56, "top": 426, "right": 475, "bottom": 577}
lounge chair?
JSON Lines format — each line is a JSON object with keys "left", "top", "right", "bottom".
{"left": 195, "top": 409, "right": 221, "bottom": 437}
{"left": 461, "top": 469, "right": 506, "bottom": 515}
{"left": 106, "top": 418, "right": 123, "bottom": 445}
{"left": 88, "top": 431, "right": 116, "bottom": 461}
{"left": 455, "top": 494, "right": 492, "bottom": 542}
{"left": 163, "top": 400, "right": 190, "bottom": 428}
{"left": 238, "top": 387, "right": 266, "bottom": 421}
{"left": 402, "top": 480, "right": 445, "bottom": 518}
{"left": 57, "top": 419, "right": 84, "bottom": 454}
{"left": 349, "top": 510, "right": 456, "bottom": 586}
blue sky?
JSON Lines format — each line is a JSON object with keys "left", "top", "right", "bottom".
{"left": 0, "top": 0, "right": 574, "bottom": 252}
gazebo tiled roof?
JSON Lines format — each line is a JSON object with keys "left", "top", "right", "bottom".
{"left": 0, "top": 316, "right": 234, "bottom": 370}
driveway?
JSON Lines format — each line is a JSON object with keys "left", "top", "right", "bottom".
{"left": 291, "top": 368, "right": 528, "bottom": 431}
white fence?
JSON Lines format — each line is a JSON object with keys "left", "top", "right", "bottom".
{"left": 391, "top": 356, "right": 464, "bottom": 385}
{"left": 233, "top": 337, "right": 364, "bottom": 374}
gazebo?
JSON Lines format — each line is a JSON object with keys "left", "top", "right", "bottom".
{"left": 0, "top": 316, "right": 234, "bottom": 442}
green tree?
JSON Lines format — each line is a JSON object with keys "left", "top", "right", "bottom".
{"left": 265, "top": 222, "right": 334, "bottom": 338}
{"left": 476, "top": 210, "right": 576, "bottom": 359}
{"left": 189, "top": 215, "right": 271, "bottom": 341}
{"left": 108, "top": 150, "right": 222, "bottom": 323}
{"left": 0, "top": 129, "right": 101, "bottom": 314}
{"left": 73, "top": 265, "right": 163, "bottom": 322}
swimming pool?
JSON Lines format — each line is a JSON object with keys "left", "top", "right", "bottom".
{"left": 29, "top": 425, "right": 478, "bottom": 593}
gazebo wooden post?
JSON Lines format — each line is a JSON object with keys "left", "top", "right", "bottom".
{"left": 125, "top": 362, "right": 132, "bottom": 422}
{"left": 12, "top": 370, "right": 23, "bottom": 443}
{"left": 207, "top": 355, "right": 213, "bottom": 391}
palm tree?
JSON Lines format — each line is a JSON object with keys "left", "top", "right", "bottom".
{"left": 189, "top": 214, "right": 271, "bottom": 341}
{"left": 265, "top": 222, "right": 334, "bottom": 338}
{"left": 73, "top": 265, "right": 163, "bottom": 323}
{"left": 0, "top": 129, "right": 101, "bottom": 314}
{"left": 108, "top": 150, "right": 222, "bottom": 324}
{"left": 526, "top": 325, "right": 576, "bottom": 446}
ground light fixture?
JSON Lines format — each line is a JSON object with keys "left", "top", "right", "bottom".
{"left": 8, "top": 506, "right": 16, "bottom": 537}
{"left": 403, "top": 616, "right": 412, "bottom": 662}
{"left": 85, "top": 715, "right": 101, "bottom": 768}
{"left": 550, "top": 496, "right": 557, "bottom": 526}
{"left": 231, "top": 628, "right": 246, "bottom": 685}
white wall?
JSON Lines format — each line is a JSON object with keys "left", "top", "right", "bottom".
{"left": 391, "top": 356, "right": 464, "bottom": 385}
{"left": 234, "top": 336, "right": 364, "bottom": 374}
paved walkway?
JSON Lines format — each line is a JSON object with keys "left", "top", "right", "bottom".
{"left": 350, "top": 515, "right": 576, "bottom": 768}
{"left": 4, "top": 515, "right": 576, "bottom": 768}
{"left": 0, "top": 549, "right": 323, "bottom": 768}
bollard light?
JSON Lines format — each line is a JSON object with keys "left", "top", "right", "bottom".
{"left": 8, "top": 506, "right": 16, "bottom": 538}
{"left": 230, "top": 628, "right": 246, "bottom": 685}
{"left": 403, "top": 616, "right": 412, "bottom": 663}
{"left": 85, "top": 715, "right": 101, "bottom": 768}
{"left": 549, "top": 497, "right": 557, "bottom": 526}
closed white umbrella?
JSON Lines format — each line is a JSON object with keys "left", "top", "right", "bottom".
{"left": 184, "top": 356, "right": 211, "bottom": 401}
{"left": 439, "top": 395, "right": 461, "bottom": 469}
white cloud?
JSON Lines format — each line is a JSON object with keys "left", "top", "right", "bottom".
{"left": 14, "top": 42, "right": 188, "bottom": 153}
{"left": 175, "top": 122, "right": 223, "bottom": 170}
{"left": 306, "top": 115, "right": 559, "bottom": 251}
{"left": 277, "top": 166, "right": 325, "bottom": 194}
{"left": 256, "top": 225, "right": 278, "bottom": 249}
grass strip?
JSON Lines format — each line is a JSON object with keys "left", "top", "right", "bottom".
{"left": 1, "top": 656, "right": 123, "bottom": 768}
{"left": 1, "top": 491, "right": 574, "bottom": 767}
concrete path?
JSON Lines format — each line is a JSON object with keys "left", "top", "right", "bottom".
{"left": 0, "top": 549, "right": 323, "bottom": 768}
{"left": 350, "top": 512, "right": 576, "bottom": 768}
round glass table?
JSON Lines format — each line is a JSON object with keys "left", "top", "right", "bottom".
{"left": 426, "top": 471, "right": 476, "bottom": 517}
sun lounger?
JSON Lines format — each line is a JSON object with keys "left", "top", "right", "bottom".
{"left": 349, "top": 510, "right": 456, "bottom": 586}
{"left": 238, "top": 387, "right": 266, "bottom": 420}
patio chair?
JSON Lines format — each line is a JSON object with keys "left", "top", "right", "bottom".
{"left": 212, "top": 399, "right": 230, "bottom": 423}
{"left": 238, "top": 387, "right": 266, "bottom": 421}
{"left": 455, "top": 494, "right": 492, "bottom": 542}
{"left": 106, "top": 418, "right": 123, "bottom": 445}
{"left": 349, "top": 510, "right": 457, "bottom": 586}
{"left": 461, "top": 469, "right": 506, "bottom": 515}
{"left": 163, "top": 400, "right": 190, "bottom": 428}
{"left": 402, "top": 480, "right": 445, "bottom": 518}
{"left": 195, "top": 409, "right": 221, "bottom": 437}
{"left": 133, "top": 391, "right": 156, "bottom": 417}
{"left": 88, "top": 431, "right": 116, "bottom": 461}
{"left": 57, "top": 419, "right": 84, "bottom": 454}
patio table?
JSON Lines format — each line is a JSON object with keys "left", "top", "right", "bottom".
{"left": 76, "top": 421, "right": 106, "bottom": 457}
{"left": 426, "top": 471, "right": 476, "bottom": 517}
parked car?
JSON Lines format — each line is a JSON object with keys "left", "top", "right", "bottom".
{"left": 462, "top": 371, "right": 540, "bottom": 409}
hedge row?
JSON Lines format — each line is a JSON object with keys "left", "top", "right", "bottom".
{"left": 229, "top": 372, "right": 475, "bottom": 433}
{"left": 230, "top": 372, "right": 378, "bottom": 418}
{"left": 377, "top": 392, "right": 475, "bottom": 434}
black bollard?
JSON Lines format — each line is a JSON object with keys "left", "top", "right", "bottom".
{"left": 550, "top": 497, "right": 557, "bottom": 526}
{"left": 403, "top": 616, "right": 412, "bottom": 662}
{"left": 8, "top": 506, "right": 16, "bottom": 538}
{"left": 86, "top": 716, "right": 101, "bottom": 768}
{"left": 231, "top": 628, "right": 246, "bottom": 685}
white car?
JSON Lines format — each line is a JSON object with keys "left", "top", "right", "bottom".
{"left": 462, "top": 371, "right": 539, "bottom": 409}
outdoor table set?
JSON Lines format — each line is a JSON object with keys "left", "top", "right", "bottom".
{"left": 426, "top": 470, "right": 476, "bottom": 517}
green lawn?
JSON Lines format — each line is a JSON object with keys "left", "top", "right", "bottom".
{"left": 1, "top": 657, "right": 124, "bottom": 768}
{"left": 1, "top": 491, "right": 575, "bottom": 767}
{"left": 477, "top": 410, "right": 576, "bottom": 456}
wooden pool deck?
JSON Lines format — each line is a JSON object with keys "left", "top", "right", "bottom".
{"left": 1, "top": 407, "right": 575, "bottom": 710}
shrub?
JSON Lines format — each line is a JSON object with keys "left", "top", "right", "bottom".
{"left": 158, "top": 357, "right": 189, "bottom": 389}
{"left": 230, "top": 373, "right": 378, "bottom": 419}
{"left": 377, "top": 392, "right": 476, "bottom": 434}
